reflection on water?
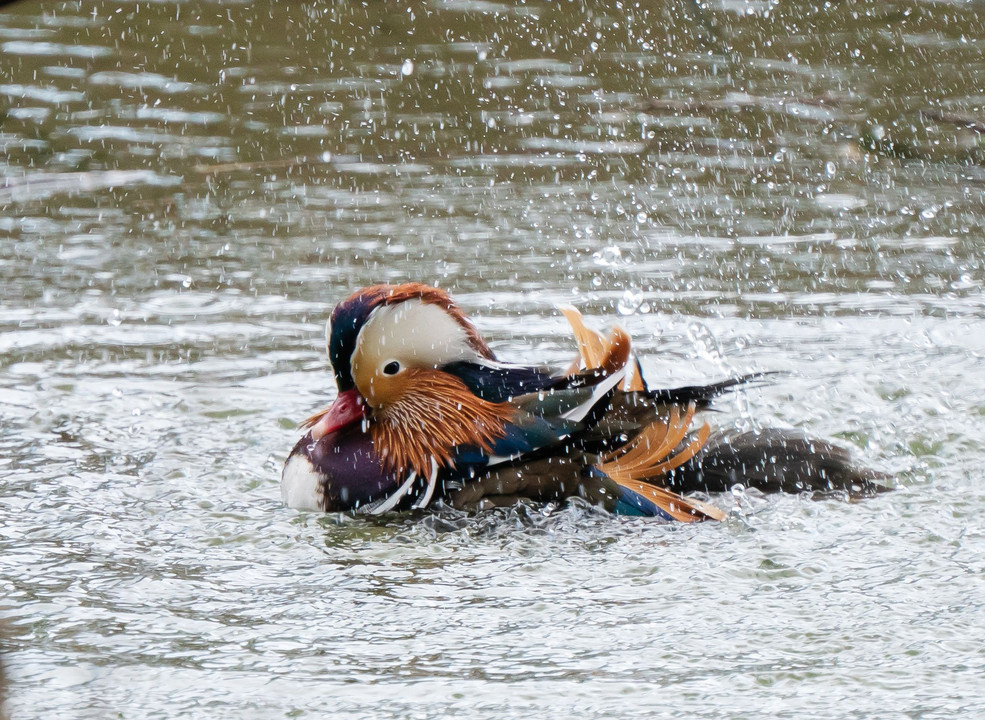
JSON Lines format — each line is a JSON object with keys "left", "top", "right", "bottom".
{"left": 2, "top": 0, "right": 985, "bottom": 718}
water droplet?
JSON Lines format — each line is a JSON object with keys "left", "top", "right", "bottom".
{"left": 401, "top": 59, "right": 414, "bottom": 76}
{"left": 593, "top": 246, "right": 622, "bottom": 267}
{"left": 617, "top": 289, "right": 643, "bottom": 316}
{"left": 107, "top": 309, "right": 122, "bottom": 326}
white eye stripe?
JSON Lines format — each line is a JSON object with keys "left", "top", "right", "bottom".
{"left": 354, "top": 299, "right": 481, "bottom": 370}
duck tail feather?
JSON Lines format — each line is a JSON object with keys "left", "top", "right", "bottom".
{"left": 666, "top": 427, "right": 891, "bottom": 497}
{"left": 647, "top": 372, "right": 779, "bottom": 407}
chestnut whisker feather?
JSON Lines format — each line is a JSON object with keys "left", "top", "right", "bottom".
{"left": 372, "top": 368, "right": 515, "bottom": 477}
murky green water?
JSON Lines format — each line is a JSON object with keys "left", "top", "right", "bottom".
{"left": 2, "top": 0, "right": 985, "bottom": 717}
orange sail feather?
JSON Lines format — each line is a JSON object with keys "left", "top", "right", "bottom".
{"left": 559, "top": 305, "right": 646, "bottom": 391}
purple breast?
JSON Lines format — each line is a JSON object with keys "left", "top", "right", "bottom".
{"left": 295, "top": 425, "right": 403, "bottom": 511}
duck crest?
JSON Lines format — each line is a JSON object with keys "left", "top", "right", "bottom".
{"left": 371, "top": 368, "right": 515, "bottom": 477}
{"left": 329, "top": 283, "right": 494, "bottom": 390}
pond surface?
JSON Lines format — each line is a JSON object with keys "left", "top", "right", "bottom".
{"left": 2, "top": 0, "right": 985, "bottom": 717}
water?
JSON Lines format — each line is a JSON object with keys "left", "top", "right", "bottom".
{"left": 2, "top": 0, "right": 985, "bottom": 717}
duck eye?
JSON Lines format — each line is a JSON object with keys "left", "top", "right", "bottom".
{"left": 382, "top": 361, "right": 400, "bottom": 375}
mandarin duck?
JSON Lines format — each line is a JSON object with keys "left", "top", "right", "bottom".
{"left": 282, "top": 283, "right": 885, "bottom": 522}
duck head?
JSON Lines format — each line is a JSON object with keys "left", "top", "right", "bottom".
{"left": 283, "top": 284, "right": 516, "bottom": 511}
{"left": 308, "top": 283, "right": 495, "bottom": 429}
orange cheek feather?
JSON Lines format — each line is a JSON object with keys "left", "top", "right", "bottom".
{"left": 366, "top": 369, "right": 514, "bottom": 478}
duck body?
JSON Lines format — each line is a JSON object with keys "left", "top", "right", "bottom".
{"left": 282, "top": 283, "right": 886, "bottom": 521}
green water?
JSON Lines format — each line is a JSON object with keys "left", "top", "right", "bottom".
{"left": 2, "top": 1, "right": 985, "bottom": 718}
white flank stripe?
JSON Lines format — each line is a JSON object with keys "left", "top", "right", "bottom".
{"left": 411, "top": 458, "right": 440, "bottom": 509}
{"left": 361, "top": 471, "right": 417, "bottom": 515}
{"left": 560, "top": 366, "right": 627, "bottom": 422}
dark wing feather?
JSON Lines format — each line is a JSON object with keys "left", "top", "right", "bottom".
{"left": 646, "top": 372, "right": 776, "bottom": 407}
{"left": 441, "top": 361, "right": 561, "bottom": 403}
{"left": 571, "top": 374, "right": 768, "bottom": 454}
{"left": 445, "top": 456, "right": 605, "bottom": 510}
